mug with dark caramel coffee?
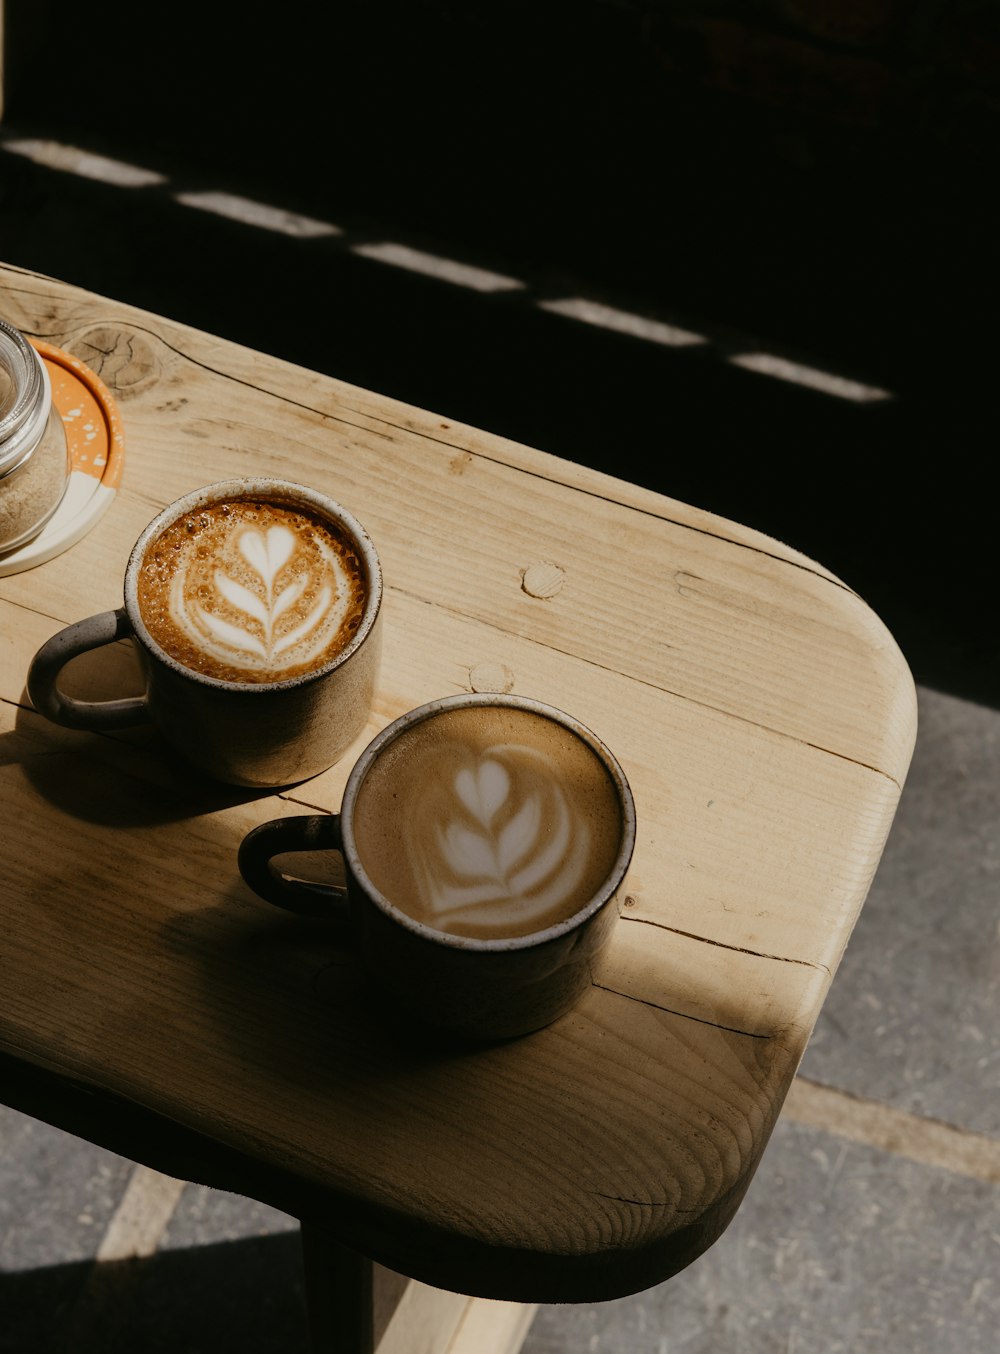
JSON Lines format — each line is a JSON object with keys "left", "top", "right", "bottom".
{"left": 26, "top": 478, "right": 383, "bottom": 787}
{"left": 135, "top": 496, "right": 368, "bottom": 684}
{"left": 238, "top": 693, "right": 636, "bottom": 1040}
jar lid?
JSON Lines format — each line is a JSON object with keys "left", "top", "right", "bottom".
{"left": 0, "top": 317, "right": 48, "bottom": 476}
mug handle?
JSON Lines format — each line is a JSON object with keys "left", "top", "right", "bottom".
{"left": 26, "top": 608, "right": 151, "bottom": 729}
{"left": 238, "top": 815, "right": 352, "bottom": 929}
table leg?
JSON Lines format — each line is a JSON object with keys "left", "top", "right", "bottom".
{"left": 300, "top": 1224, "right": 374, "bottom": 1354}
{"left": 299, "top": 1223, "right": 537, "bottom": 1354}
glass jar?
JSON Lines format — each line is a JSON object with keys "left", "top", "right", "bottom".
{"left": 0, "top": 318, "right": 71, "bottom": 553}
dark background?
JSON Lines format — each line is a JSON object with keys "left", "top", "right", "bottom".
{"left": 2, "top": 0, "right": 997, "bottom": 705}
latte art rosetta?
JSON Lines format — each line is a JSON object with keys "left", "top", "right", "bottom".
{"left": 414, "top": 746, "right": 590, "bottom": 932}
{"left": 353, "top": 705, "right": 623, "bottom": 941}
{"left": 137, "top": 500, "right": 368, "bottom": 683}
{"left": 171, "top": 524, "right": 342, "bottom": 671}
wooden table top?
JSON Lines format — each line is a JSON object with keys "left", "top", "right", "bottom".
{"left": 0, "top": 261, "right": 917, "bottom": 1303}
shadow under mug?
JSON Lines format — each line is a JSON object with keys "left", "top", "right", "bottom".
{"left": 26, "top": 477, "right": 383, "bottom": 788}
{"left": 238, "top": 692, "right": 637, "bottom": 1041}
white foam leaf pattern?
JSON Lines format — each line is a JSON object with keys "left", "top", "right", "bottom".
{"left": 193, "top": 605, "right": 268, "bottom": 657}
{"left": 497, "top": 797, "right": 541, "bottom": 874}
{"left": 454, "top": 760, "right": 509, "bottom": 827}
{"left": 441, "top": 821, "right": 499, "bottom": 876}
{"left": 510, "top": 795, "right": 574, "bottom": 893}
{"left": 414, "top": 745, "right": 593, "bottom": 931}
{"left": 167, "top": 524, "right": 349, "bottom": 673}
{"left": 239, "top": 525, "right": 294, "bottom": 585}
{"left": 214, "top": 571, "right": 269, "bottom": 626}
{"left": 270, "top": 575, "right": 306, "bottom": 622}
{"left": 273, "top": 586, "right": 333, "bottom": 654}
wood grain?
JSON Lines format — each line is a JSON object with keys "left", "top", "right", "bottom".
{"left": 0, "top": 262, "right": 917, "bottom": 1304}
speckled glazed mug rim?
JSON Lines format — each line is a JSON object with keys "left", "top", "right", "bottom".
{"left": 338, "top": 691, "right": 637, "bottom": 955}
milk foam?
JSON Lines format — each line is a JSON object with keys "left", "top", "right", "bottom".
{"left": 354, "top": 707, "right": 622, "bottom": 940}
{"left": 169, "top": 524, "right": 346, "bottom": 673}
{"left": 414, "top": 745, "right": 589, "bottom": 932}
{"left": 137, "top": 500, "right": 367, "bottom": 683}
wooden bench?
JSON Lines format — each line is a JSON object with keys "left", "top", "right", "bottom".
{"left": 0, "top": 261, "right": 917, "bottom": 1351}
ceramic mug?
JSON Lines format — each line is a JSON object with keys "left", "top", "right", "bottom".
{"left": 26, "top": 477, "right": 383, "bottom": 788}
{"left": 238, "top": 692, "right": 636, "bottom": 1040}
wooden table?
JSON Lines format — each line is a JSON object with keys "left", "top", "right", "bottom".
{"left": 0, "top": 262, "right": 917, "bottom": 1352}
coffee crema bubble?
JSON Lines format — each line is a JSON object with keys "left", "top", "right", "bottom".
{"left": 352, "top": 706, "right": 624, "bottom": 940}
{"left": 136, "top": 498, "right": 368, "bottom": 684}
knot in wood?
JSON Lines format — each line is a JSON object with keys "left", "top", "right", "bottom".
{"left": 73, "top": 327, "right": 158, "bottom": 398}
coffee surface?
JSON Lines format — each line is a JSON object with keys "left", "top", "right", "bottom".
{"left": 352, "top": 705, "right": 624, "bottom": 940}
{"left": 136, "top": 498, "right": 367, "bottom": 683}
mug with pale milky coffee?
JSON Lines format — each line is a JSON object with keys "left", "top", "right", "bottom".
{"left": 26, "top": 478, "right": 383, "bottom": 787}
{"left": 238, "top": 693, "right": 636, "bottom": 1040}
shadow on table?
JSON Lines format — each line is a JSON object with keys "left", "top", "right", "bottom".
{"left": 5, "top": 707, "right": 275, "bottom": 827}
